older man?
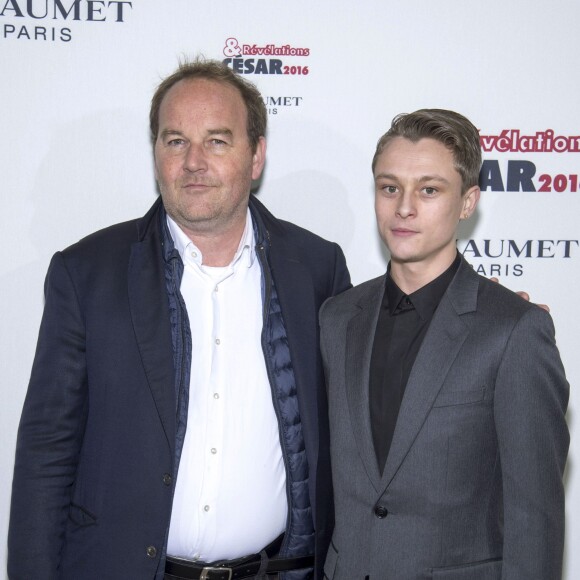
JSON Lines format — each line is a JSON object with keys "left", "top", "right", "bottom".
{"left": 9, "top": 59, "right": 350, "bottom": 580}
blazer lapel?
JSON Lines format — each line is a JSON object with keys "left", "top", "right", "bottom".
{"left": 380, "top": 260, "right": 479, "bottom": 490}
{"left": 128, "top": 211, "right": 176, "bottom": 453}
{"left": 345, "top": 277, "right": 385, "bottom": 491}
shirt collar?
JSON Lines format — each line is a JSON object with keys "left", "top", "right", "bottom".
{"left": 384, "top": 252, "right": 461, "bottom": 320}
{"left": 166, "top": 208, "right": 256, "bottom": 269}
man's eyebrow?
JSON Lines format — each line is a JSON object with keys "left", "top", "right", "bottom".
{"left": 418, "top": 174, "right": 451, "bottom": 185}
{"left": 374, "top": 172, "right": 451, "bottom": 184}
{"left": 374, "top": 172, "right": 398, "bottom": 181}
{"left": 158, "top": 128, "right": 235, "bottom": 139}
{"left": 159, "top": 129, "right": 184, "bottom": 139}
{"left": 207, "top": 128, "right": 233, "bottom": 138}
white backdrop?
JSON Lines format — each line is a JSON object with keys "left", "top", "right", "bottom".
{"left": 1, "top": 0, "right": 578, "bottom": 576}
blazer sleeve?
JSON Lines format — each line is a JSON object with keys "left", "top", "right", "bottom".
{"left": 8, "top": 252, "right": 89, "bottom": 579}
{"left": 493, "top": 306, "right": 569, "bottom": 580}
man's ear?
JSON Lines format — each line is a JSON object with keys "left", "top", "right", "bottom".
{"left": 152, "top": 142, "right": 159, "bottom": 181}
{"left": 252, "top": 136, "right": 267, "bottom": 181}
{"left": 461, "top": 186, "right": 480, "bottom": 219}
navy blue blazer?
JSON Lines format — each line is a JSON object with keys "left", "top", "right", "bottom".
{"left": 8, "top": 196, "right": 350, "bottom": 580}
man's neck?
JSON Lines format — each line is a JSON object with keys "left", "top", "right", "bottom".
{"left": 170, "top": 211, "right": 249, "bottom": 267}
{"left": 185, "top": 226, "right": 245, "bottom": 267}
{"left": 390, "top": 251, "right": 457, "bottom": 295}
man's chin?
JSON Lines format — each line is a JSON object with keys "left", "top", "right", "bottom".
{"left": 165, "top": 209, "right": 219, "bottom": 234}
{"left": 387, "top": 247, "right": 421, "bottom": 264}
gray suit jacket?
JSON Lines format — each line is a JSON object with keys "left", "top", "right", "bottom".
{"left": 320, "top": 258, "right": 569, "bottom": 580}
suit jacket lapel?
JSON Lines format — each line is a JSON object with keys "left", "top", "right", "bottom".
{"left": 345, "top": 277, "right": 385, "bottom": 491}
{"left": 128, "top": 206, "right": 176, "bottom": 453}
{"left": 380, "top": 260, "right": 479, "bottom": 490}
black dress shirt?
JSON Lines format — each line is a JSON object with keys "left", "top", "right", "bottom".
{"left": 370, "top": 253, "right": 461, "bottom": 474}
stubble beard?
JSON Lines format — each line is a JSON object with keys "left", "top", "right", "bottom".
{"left": 161, "top": 183, "right": 250, "bottom": 240}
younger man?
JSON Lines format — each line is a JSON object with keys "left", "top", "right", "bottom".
{"left": 320, "top": 109, "right": 569, "bottom": 580}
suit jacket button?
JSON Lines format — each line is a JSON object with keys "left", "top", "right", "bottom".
{"left": 146, "top": 546, "right": 157, "bottom": 558}
{"left": 374, "top": 505, "right": 388, "bottom": 519}
{"left": 162, "top": 473, "right": 172, "bottom": 486}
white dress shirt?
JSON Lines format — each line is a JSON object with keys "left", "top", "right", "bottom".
{"left": 166, "top": 211, "right": 287, "bottom": 562}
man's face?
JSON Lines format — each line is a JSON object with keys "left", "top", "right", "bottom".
{"left": 374, "top": 137, "right": 479, "bottom": 276}
{"left": 154, "top": 78, "right": 266, "bottom": 239}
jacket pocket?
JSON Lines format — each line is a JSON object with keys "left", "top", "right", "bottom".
{"left": 433, "top": 387, "right": 487, "bottom": 408}
{"left": 323, "top": 541, "right": 339, "bottom": 579}
{"left": 68, "top": 503, "right": 97, "bottom": 527}
{"left": 431, "top": 557, "right": 502, "bottom": 579}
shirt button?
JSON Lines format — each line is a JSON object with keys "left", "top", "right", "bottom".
{"left": 204, "top": 505, "right": 210, "bottom": 512}
{"left": 214, "top": 285, "right": 219, "bottom": 292}
{"left": 211, "top": 448, "right": 217, "bottom": 454}
{"left": 374, "top": 505, "right": 388, "bottom": 519}
{"left": 215, "top": 338, "right": 221, "bottom": 345}
{"left": 146, "top": 545, "right": 157, "bottom": 558}
{"left": 191, "top": 251, "right": 197, "bottom": 258}
{"left": 213, "top": 393, "right": 220, "bottom": 399}
{"left": 162, "top": 473, "right": 172, "bottom": 486}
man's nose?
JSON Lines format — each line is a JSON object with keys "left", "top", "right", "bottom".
{"left": 396, "top": 191, "right": 416, "bottom": 218}
{"left": 183, "top": 143, "right": 208, "bottom": 173}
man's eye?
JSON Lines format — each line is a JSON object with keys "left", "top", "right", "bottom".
{"left": 167, "top": 138, "right": 185, "bottom": 147}
{"left": 423, "top": 187, "right": 437, "bottom": 195}
{"left": 209, "top": 138, "right": 227, "bottom": 146}
{"left": 383, "top": 185, "right": 397, "bottom": 194}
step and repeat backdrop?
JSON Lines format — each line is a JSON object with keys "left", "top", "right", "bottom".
{"left": 1, "top": 0, "right": 578, "bottom": 576}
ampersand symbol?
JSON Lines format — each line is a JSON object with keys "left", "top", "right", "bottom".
{"left": 223, "top": 38, "right": 241, "bottom": 57}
